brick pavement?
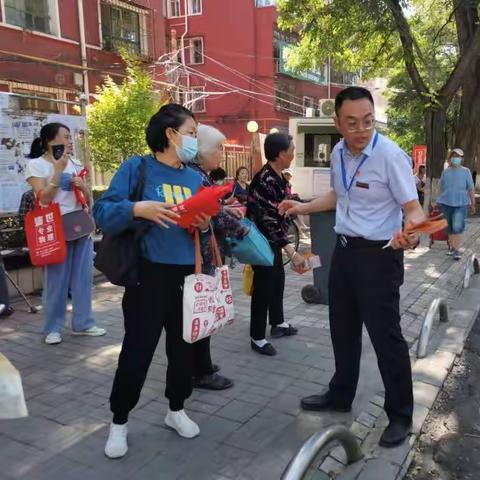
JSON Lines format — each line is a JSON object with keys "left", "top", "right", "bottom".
{"left": 1, "top": 219, "right": 479, "bottom": 480}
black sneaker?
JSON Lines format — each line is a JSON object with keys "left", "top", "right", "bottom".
{"left": 271, "top": 324, "right": 298, "bottom": 338}
{"left": 193, "top": 373, "right": 233, "bottom": 391}
{"left": 250, "top": 340, "right": 277, "bottom": 356}
{"left": 379, "top": 420, "right": 412, "bottom": 448}
{"left": 300, "top": 393, "right": 352, "bottom": 413}
{"left": 0, "top": 306, "right": 14, "bottom": 318}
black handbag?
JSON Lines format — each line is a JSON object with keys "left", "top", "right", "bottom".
{"left": 94, "top": 157, "right": 151, "bottom": 287}
{"left": 62, "top": 209, "right": 96, "bottom": 241}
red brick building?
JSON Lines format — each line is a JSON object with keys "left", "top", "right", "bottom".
{"left": 165, "top": 0, "right": 356, "bottom": 145}
{"left": 0, "top": 0, "right": 166, "bottom": 113}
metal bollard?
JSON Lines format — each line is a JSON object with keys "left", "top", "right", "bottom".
{"left": 463, "top": 253, "right": 480, "bottom": 289}
{"left": 281, "top": 425, "right": 364, "bottom": 480}
{"left": 416, "top": 298, "right": 448, "bottom": 359}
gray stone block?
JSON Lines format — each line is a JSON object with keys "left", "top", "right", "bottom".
{"left": 356, "top": 458, "right": 399, "bottom": 480}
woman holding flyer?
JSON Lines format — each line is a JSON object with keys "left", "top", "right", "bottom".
{"left": 94, "top": 104, "right": 210, "bottom": 459}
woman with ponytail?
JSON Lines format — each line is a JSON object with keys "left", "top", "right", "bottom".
{"left": 25, "top": 123, "right": 106, "bottom": 345}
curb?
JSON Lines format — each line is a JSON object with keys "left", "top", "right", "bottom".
{"left": 315, "top": 265, "right": 480, "bottom": 480}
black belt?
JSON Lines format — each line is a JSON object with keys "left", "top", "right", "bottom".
{"left": 337, "top": 235, "right": 388, "bottom": 249}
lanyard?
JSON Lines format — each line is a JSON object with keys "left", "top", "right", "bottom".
{"left": 340, "top": 132, "right": 379, "bottom": 193}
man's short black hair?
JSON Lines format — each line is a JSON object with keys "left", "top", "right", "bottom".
{"left": 335, "top": 87, "right": 374, "bottom": 116}
{"left": 146, "top": 103, "right": 195, "bottom": 153}
{"left": 264, "top": 133, "right": 293, "bottom": 162}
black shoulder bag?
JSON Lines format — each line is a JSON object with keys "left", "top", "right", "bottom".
{"left": 94, "top": 157, "right": 151, "bottom": 287}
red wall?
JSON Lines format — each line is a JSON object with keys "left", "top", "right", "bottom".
{"left": 166, "top": 2, "right": 343, "bottom": 145}
{"left": 0, "top": 0, "right": 166, "bottom": 101}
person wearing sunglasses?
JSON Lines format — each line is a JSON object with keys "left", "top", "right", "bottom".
{"left": 280, "top": 87, "right": 425, "bottom": 449}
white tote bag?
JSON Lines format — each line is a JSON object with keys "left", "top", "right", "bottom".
{"left": 183, "top": 231, "right": 235, "bottom": 344}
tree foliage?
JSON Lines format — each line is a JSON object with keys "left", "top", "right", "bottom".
{"left": 87, "top": 52, "right": 163, "bottom": 172}
{"left": 278, "top": 0, "right": 480, "bottom": 177}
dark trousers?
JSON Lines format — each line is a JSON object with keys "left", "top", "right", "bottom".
{"left": 193, "top": 337, "right": 214, "bottom": 377}
{"left": 327, "top": 238, "right": 413, "bottom": 424}
{"left": 250, "top": 247, "right": 285, "bottom": 340}
{"left": 0, "top": 257, "right": 10, "bottom": 307}
{"left": 110, "top": 261, "right": 194, "bottom": 423}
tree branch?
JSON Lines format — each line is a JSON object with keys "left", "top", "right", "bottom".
{"left": 440, "top": 25, "right": 480, "bottom": 101}
{"left": 383, "top": 0, "right": 429, "bottom": 96}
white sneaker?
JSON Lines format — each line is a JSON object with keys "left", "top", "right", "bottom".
{"left": 104, "top": 423, "right": 128, "bottom": 459}
{"left": 165, "top": 409, "right": 200, "bottom": 438}
{"left": 72, "top": 326, "right": 106, "bottom": 336}
{"left": 45, "top": 332, "right": 62, "bottom": 345}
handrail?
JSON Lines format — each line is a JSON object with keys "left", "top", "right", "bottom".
{"left": 463, "top": 253, "right": 480, "bottom": 289}
{"left": 416, "top": 298, "right": 448, "bottom": 359}
{"left": 281, "top": 425, "right": 364, "bottom": 480}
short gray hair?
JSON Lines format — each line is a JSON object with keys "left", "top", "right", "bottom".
{"left": 197, "top": 124, "right": 226, "bottom": 158}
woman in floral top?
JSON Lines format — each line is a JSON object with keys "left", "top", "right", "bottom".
{"left": 247, "top": 133, "right": 306, "bottom": 356}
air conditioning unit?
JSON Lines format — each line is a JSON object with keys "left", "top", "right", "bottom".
{"left": 319, "top": 99, "right": 335, "bottom": 117}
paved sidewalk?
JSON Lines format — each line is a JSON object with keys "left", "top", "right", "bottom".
{"left": 1, "top": 219, "right": 480, "bottom": 480}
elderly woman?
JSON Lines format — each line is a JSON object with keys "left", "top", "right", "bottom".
{"left": 437, "top": 148, "right": 476, "bottom": 260}
{"left": 189, "top": 124, "right": 248, "bottom": 391}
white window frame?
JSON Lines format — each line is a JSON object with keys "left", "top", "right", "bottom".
{"left": 1, "top": 0, "right": 61, "bottom": 37}
{"left": 165, "top": 0, "right": 181, "bottom": 18}
{"left": 188, "top": 0, "right": 202, "bottom": 15}
{"left": 188, "top": 37, "right": 204, "bottom": 65}
{"left": 190, "top": 86, "right": 206, "bottom": 113}
{"left": 256, "top": 0, "right": 276, "bottom": 7}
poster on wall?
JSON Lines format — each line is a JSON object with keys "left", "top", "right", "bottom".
{"left": 0, "top": 93, "right": 87, "bottom": 215}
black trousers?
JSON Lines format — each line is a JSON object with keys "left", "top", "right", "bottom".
{"left": 250, "top": 247, "right": 285, "bottom": 340}
{"left": 193, "top": 337, "right": 214, "bottom": 377}
{"left": 110, "top": 260, "right": 194, "bottom": 423}
{"left": 327, "top": 238, "right": 413, "bottom": 424}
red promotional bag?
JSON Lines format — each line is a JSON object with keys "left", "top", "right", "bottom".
{"left": 25, "top": 197, "right": 67, "bottom": 266}
{"left": 172, "top": 183, "right": 234, "bottom": 229}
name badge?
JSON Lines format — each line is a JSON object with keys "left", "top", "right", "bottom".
{"left": 355, "top": 181, "right": 370, "bottom": 189}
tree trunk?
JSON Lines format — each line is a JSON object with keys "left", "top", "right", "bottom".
{"left": 454, "top": 0, "right": 480, "bottom": 172}
{"left": 455, "top": 76, "right": 480, "bottom": 171}
{"left": 424, "top": 107, "right": 448, "bottom": 207}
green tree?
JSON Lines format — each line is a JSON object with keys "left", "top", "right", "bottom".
{"left": 87, "top": 53, "right": 162, "bottom": 172}
{"left": 278, "top": 0, "right": 480, "bottom": 181}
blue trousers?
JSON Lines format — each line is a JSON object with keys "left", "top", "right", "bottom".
{"left": 43, "top": 236, "right": 95, "bottom": 334}
{"left": 0, "top": 256, "right": 10, "bottom": 308}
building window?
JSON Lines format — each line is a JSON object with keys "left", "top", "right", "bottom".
{"left": 166, "top": 0, "right": 181, "bottom": 17}
{"left": 101, "top": 1, "right": 148, "bottom": 56}
{"left": 12, "top": 88, "right": 59, "bottom": 113}
{"left": 303, "top": 96, "right": 315, "bottom": 110}
{"left": 189, "top": 37, "right": 204, "bottom": 65}
{"left": 256, "top": 0, "right": 276, "bottom": 7}
{"left": 188, "top": 0, "right": 202, "bottom": 15}
{"left": 3, "top": 0, "right": 59, "bottom": 36}
{"left": 190, "top": 87, "right": 205, "bottom": 113}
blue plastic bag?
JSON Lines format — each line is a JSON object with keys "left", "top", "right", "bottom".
{"left": 226, "top": 218, "right": 274, "bottom": 266}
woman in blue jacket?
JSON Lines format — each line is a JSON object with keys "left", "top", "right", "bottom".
{"left": 94, "top": 104, "right": 210, "bottom": 459}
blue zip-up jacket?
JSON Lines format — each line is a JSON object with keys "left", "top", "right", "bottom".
{"left": 93, "top": 154, "right": 203, "bottom": 265}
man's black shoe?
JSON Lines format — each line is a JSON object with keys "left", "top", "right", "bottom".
{"left": 0, "top": 306, "right": 14, "bottom": 318}
{"left": 251, "top": 341, "right": 277, "bottom": 356}
{"left": 193, "top": 373, "right": 234, "bottom": 391}
{"left": 271, "top": 324, "right": 298, "bottom": 338}
{"left": 379, "top": 421, "right": 412, "bottom": 448}
{"left": 300, "top": 393, "right": 351, "bottom": 413}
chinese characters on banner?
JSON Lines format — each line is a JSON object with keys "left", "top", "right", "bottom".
{"left": 412, "top": 145, "right": 427, "bottom": 171}
{"left": 25, "top": 203, "right": 66, "bottom": 266}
